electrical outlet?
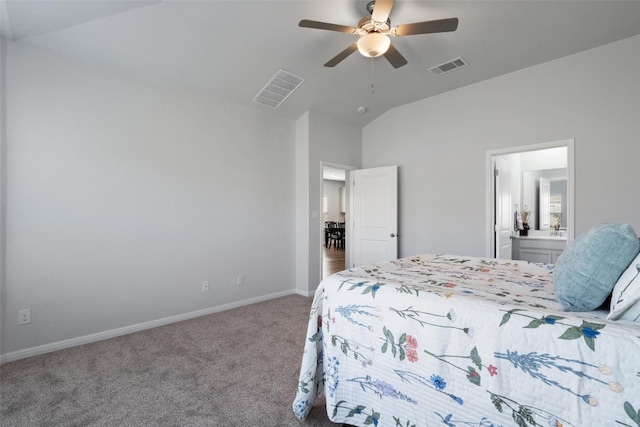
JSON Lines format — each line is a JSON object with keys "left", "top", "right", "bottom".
{"left": 18, "top": 308, "right": 31, "bottom": 325}
{"left": 236, "top": 275, "right": 244, "bottom": 286}
{"left": 202, "top": 281, "right": 210, "bottom": 292}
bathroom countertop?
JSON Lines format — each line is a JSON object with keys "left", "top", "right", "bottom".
{"left": 515, "top": 234, "right": 566, "bottom": 240}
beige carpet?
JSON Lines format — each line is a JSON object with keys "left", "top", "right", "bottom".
{"left": 0, "top": 294, "right": 339, "bottom": 427}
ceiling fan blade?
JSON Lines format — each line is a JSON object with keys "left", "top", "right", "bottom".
{"left": 394, "top": 17, "right": 459, "bottom": 36}
{"left": 324, "top": 43, "right": 358, "bottom": 67}
{"left": 383, "top": 43, "right": 407, "bottom": 68}
{"left": 299, "top": 19, "right": 357, "bottom": 34}
{"left": 371, "top": 0, "right": 394, "bottom": 23}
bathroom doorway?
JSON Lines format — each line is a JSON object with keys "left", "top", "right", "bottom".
{"left": 487, "top": 139, "right": 575, "bottom": 259}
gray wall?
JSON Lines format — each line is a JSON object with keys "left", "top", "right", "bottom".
{"left": 2, "top": 41, "right": 297, "bottom": 357}
{"left": 0, "top": 38, "right": 7, "bottom": 358}
{"left": 295, "top": 111, "right": 361, "bottom": 296}
{"left": 323, "top": 180, "right": 345, "bottom": 224}
{"left": 363, "top": 35, "right": 640, "bottom": 258}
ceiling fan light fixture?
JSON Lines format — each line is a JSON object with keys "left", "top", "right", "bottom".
{"left": 357, "top": 33, "right": 390, "bottom": 58}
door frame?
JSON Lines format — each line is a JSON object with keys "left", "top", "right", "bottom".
{"left": 319, "top": 161, "right": 356, "bottom": 283}
{"left": 485, "top": 139, "right": 575, "bottom": 258}
{"left": 494, "top": 155, "right": 513, "bottom": 259}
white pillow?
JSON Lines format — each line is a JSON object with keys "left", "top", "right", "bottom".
{"left": 607, "top": 252, "right": 640, "bottom": 322}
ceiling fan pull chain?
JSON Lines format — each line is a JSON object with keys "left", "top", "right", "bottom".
{"left": 371, "top": 58, "right": 375, "bottom": 94}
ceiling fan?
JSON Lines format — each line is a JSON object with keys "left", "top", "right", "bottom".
{"left": 299, "top": 0, "right": 458, "bottom": 68}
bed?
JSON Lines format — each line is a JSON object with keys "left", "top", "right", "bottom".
{"left": 293, "top": 224, "right": 640, "bottom": 427}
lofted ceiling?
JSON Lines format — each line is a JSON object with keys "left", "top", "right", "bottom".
{"left": 2, "top": 0, "right": 640, "bottom": 127}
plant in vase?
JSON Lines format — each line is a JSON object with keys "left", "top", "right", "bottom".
{"left": 520, "top": 207, "right": 531, "bottom": 236}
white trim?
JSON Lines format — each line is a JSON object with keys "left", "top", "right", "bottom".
{"left": 320, "top": 161, "right": 356, "bottom": 284}
{"left": 0, "top": 290, "right": 298, "bottom": 365}
{"left": 486, "top": 139, "right": 575, "bottom": 258}
{"left": 294, "top": 288, "right": 316, "bottom": 298}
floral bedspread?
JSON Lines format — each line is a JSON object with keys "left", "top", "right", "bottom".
{"left": 293, "top": 254, "right": 640, "bottom": 427}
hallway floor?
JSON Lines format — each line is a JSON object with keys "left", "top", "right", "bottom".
{"left": 323, "top": 245, "right": 346, "bottom": 279}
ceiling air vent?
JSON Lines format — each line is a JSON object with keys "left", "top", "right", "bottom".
{"left": 428, "top": 57, "right": 468, "bottom": 76}
{"left": 253, "top": 69, "right": 305, "bottom": 108}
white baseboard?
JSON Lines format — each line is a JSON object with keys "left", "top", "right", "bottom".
{"left": 294, "top": 288, "right": 316, "bottom": 297}
{"left": 0, "top": 290, "right": 297, "bottom": 365}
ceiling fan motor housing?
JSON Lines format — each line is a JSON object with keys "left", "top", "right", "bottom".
{"left": 357, "top": 16, "right": 391, "bottom": 34}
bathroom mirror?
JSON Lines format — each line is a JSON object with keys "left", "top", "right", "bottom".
{"left": 522, "top": 169, "right": 567, "bottom": 230}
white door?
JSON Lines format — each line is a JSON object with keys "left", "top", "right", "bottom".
{"left": 351, "top": 166, "right": 398, "bottom": 267}
{"left": 539, "top": 177, "right": 551, "bottom": 230}
{"left": 494, "top": 157, "right": 513, "bottom": 259}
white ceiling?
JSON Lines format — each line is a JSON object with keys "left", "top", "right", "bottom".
{"left": 2, "top": 0, "right": 640, "bottom": 127}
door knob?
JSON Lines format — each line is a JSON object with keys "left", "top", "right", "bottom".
{"left": 390, "top": 233, "right": 396, "bottom": 237}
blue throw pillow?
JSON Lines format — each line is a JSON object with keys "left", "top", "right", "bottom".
{"left": 554, "top": 223, "right": 640, "bottom": 312}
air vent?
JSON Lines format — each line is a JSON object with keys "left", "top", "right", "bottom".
{"left": 428, "top": 57, "right": 468, "bottom": 75}
{"left": 253, "top": 69, "right": 305, "bottom": 108}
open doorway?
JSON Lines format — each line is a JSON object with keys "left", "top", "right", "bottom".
{"left": 322, "top": 165, "right": 348, "bottom": 279}
{"left": 487, "top": 139, "right": 574, "bottom": 259}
